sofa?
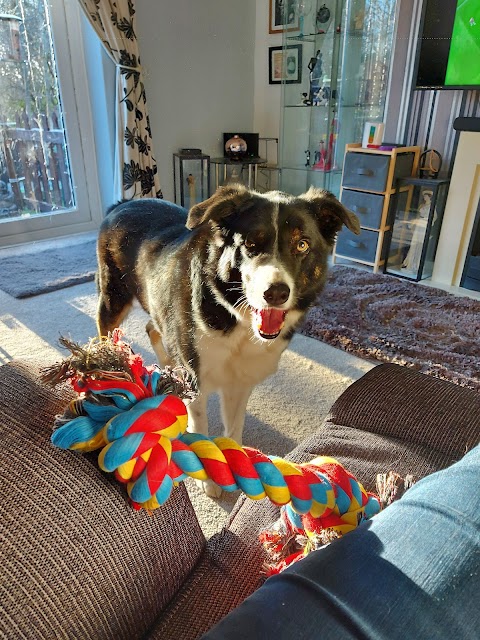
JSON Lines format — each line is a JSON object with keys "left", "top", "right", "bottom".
{"left": 1, "top": 359, "right": 479, "bottom": 639}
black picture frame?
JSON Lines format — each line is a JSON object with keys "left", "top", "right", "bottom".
{"left": 269, "top": 44, "right": 302, "bottom": 85}
{"left": 269, "top": 0, "right": 299, "bottom": 34}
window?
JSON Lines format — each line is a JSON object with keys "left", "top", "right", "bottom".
{"left": 0, "top": 0, "right": 102, "bottom": 246}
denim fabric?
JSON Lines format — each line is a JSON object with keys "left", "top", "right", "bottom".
{"left": 202, "top": 445, "right": 480, "bottom": 639}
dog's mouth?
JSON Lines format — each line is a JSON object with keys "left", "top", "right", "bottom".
{"left": 252, "top": 308, "right": 287, "bottom": 340}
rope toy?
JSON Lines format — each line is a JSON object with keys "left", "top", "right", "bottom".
{"left": 43, "top": 332, "right": 383, "bottom": 570}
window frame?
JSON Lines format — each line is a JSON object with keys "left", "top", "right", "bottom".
{"left": 0, "top": 0, "right": 103, "bottom": 247}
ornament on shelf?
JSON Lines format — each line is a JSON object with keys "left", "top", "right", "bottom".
{"left": 316, "top": 3, "right": 331, "bottom": 30}
{"left": 313, "top": 140, "right": 327, "bottom": 170}
{"left": 300, "top": 92, "right": 312, "bottom": 106}
{"left": 296, "top": 0, "right": 312, "bottom": 37}
{"left": 308, "top": 49, "right": 323, "bottom": 104}
{"left": 225, "top": 134, "right": 247, "bottom": 160}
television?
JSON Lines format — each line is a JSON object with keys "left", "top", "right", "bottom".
{"left": 414, "top": 0, "right": 480, "bottom": 89}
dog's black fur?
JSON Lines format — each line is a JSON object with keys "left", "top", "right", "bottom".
{"left": 96, "top": 184, "right": 359, "bottom": 487}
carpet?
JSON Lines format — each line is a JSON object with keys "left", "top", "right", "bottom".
{"left": 300, "top": 265, "right": 480, "bottom": 391}
{"left": 0, "top": 239, "right": 97, "bottom": 298}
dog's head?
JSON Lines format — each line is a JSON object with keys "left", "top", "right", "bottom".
{"left": 187, "top": 184, "right": 359, "bottom": 340}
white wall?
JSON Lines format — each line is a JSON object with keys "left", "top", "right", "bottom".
{"left": 136, "top": 0, "right": 257, "bottom": 201}
{"left": 253, "top": 0, "right": 282, "bottom": 141}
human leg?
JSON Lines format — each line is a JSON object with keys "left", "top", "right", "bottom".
{"left": 202, "top": 444, "right": 480, "bottom": 639}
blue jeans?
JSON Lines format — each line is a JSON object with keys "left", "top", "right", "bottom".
{"left": 202, "top": 444, "right": 480, "bottom": 639}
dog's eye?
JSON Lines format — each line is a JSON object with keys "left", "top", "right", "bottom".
{"left": 296, "top": 239, "right": 310, "bottom": 254}
{"left": 245, "top": 238, "right": 256, "bottom": 249}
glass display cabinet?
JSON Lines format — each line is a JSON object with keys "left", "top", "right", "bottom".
{"left": 384, "top": 178, "right": 450, "bottom": 281}
{"left": 279, "top": 0, "right": 398, "bottom": 197}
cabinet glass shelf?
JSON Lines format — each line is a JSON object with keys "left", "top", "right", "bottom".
{"left": 281, "top": 165, "right": 343, "bottom": 174}
{"left": 279, "top": 0, "right": 398, "bottom": 198}
{"left": 287, "top": 29, "right": 365, "bottom": 42}
{"left": 283, "top": 103, "right": 336, "bottom": 109}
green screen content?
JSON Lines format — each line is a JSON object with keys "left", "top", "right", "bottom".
{"left": 445, "top": 0, "right": 480, "bottom": 86}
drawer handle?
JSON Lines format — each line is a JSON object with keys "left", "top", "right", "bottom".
{"left": 351, "top": 205, "right": 368, "bottom": 214}
{"left": 347, "top": 239, "right": 364, "bottom": 249}
{"left": 356, "top": 168, "right": 374, "bottom": 176}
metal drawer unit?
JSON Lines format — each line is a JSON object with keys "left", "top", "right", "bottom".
{"left": 334, "top": 143, "right": 420, "bottom": 273}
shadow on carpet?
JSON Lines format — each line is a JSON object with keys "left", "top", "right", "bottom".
{"left": 300, "top": 265, "right": 480, "bottom": 391}
{"left": 0, "top": 239, "right": 96, "bottom": 298}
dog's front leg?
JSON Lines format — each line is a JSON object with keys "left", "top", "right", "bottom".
{"left": 187, "top": 393, "right": 223, "bottom": 499}
{"left": 186, "top": 393, "right": 209, "bottom": 437}
{"left": 219, "top": 385, "right": 254, "bottom": 446}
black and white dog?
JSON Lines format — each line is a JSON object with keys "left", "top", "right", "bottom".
{"left": 96, "top": 183, "right": 359, "bottom": 496}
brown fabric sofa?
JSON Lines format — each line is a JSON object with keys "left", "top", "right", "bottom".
{"left": 1, "top": 359, "right": 479, "bottom": 640}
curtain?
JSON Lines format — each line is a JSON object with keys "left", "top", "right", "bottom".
{"left": 78, "top": 0, "right": 162, "bottom": 200}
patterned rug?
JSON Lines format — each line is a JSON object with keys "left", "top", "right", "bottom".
{"left": 0, "top": 239, "right": 96, "bottom": 298}
{"left": 300, "top": 265, "right": 480, "bottom": 391}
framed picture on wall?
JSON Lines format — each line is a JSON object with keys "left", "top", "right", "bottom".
{"left": 269, "top": 45, "right": 302, "bottom": 84}
{"left": 269, "top": 0, "right": 299, "bottom": 34}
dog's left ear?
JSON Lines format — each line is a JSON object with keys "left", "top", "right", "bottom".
{"left": 186, "top": 183, "right": 251, "bottom": 229}
{"left": 299, "top": 187, "right": 360, "bottom": 245}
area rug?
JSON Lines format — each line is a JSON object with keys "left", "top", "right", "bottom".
{"left": 300, "top": 265, "right": 480, "bottom": 391}
{"left": 0, "top": 239, "right": 97, "bottom": 299}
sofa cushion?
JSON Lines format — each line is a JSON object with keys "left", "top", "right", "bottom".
{"left": 147, "top": 498, "right": 276, "bottom": 640}
{"left": 0, "top": 360, "right": 206, "bottom": 640}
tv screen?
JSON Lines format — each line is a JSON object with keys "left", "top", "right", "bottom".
{"left": 415, "top": 0, "right": 480, "bottom": 89}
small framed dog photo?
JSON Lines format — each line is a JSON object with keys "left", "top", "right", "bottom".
{"left": 269, "top": 45, "right": 302, "bottom": 84}
{"left": 269, "top": 0, "right": 299, "bottom": 33}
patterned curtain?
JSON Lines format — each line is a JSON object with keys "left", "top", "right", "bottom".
{"left": 78, "top": 0, "right": 162, "bottom": 200}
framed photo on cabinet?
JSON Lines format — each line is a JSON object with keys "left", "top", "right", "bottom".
{"left": 269, "top": 0, "right": 299, "bottom": 33}
{"left": 269, "top": 45, "right": 302, "bottom": 84}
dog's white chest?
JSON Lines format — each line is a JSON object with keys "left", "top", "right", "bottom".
{"left": 196, "top": 323, "right": 287, "bottom": 393}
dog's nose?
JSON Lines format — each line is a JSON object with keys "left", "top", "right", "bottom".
{"left": 263, "top": 283, "right": 290, "bottom": 306}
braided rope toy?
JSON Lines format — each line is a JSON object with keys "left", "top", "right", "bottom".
{"left": 45, "top": 333, "right": 381, "bottom": 562}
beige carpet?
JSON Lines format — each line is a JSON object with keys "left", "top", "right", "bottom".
{"left": 0, "top": 247, "right": 375, "bottom": 538}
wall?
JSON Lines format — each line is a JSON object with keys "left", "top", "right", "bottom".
{"left": 136, "top": 0, "right": 256, "bottom": 201}
{"left": 253, "top": 0, "right": 282, "bottom": 143}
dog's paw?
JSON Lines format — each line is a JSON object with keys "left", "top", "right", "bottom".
{"left": 196, "top": 478, "right": 223, "bottom": 499}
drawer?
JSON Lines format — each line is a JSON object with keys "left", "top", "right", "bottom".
{"left": 343, "top": 153, "right": 391, "bottom": 191}
{"left": 342, "top": 152, "right": 415, "bottom": 192}
{"left": 341, "top": 190, "right": 385, "bottom": 229}
{"left": 335, "top": 228, "right": 383, "bottom": 263}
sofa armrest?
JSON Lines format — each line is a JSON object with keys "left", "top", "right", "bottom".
{"left": 327, "top": 363, "right": 480, "bottom": 459}
{"left": 0, "top": 360, "right": 205, "bottom": 639}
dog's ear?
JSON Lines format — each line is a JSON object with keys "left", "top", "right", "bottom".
{"left": 186, "top": 183, "right": 251, "bottom": 229}
{"left": 299, "top": 186, "right": 360, "bottom": 245}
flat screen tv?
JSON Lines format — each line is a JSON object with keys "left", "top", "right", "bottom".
{"left": 415, "top": 0, "right": 480, "bottom": 89}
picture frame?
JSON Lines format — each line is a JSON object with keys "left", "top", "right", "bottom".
{"left": 269, "top": 0, "right": 299, "bottom": 34}
{"left": 269, "top": 45, "right": 302, "bottom": 85}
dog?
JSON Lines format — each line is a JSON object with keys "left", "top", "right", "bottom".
{"left": 96, "top": 183, "right": 359, "bottom": 496}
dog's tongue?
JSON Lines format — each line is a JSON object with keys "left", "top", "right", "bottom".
{"left": 254, "top": 308, "right": 287, "bottom": 338}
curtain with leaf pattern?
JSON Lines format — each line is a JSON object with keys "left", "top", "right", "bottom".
{"left": 78, "top": 0, "right": 162, "bottom": 200}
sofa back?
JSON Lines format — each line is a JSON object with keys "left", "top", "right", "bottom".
{"left": 0, "top": 361, "right": 206, "bottom": 639}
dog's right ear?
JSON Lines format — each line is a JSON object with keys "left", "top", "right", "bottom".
{"left": 186, "top": 183, "right": 250, "bottom": 229}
